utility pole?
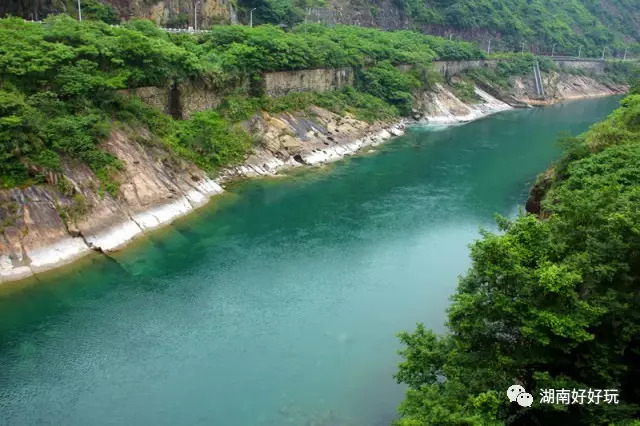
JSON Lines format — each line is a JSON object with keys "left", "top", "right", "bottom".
{"left": 551, "top": 43, "right": 557, "bottom": 57}
{"left": 194, "top": 0, "right": 201, "bottom": 30}
{"left": 602, "top": 46, "right": 607, "bottom": 60}
{"left": 487, "top": 39, "right": 491, "bottom": 55}
{"left": 578, "top": 46, "right": 581, "bottom": 59}
{"left": 250, "top": 8, "right": 256, "bottom": 28}
{"left": 77, "top": 0, "right": 82, "bottom": 21}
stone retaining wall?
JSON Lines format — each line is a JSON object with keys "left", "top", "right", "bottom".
{"left": 264, "top": 68, "right": 355, "bottom": 97}
{"left": 119, "top": 59, "right": 609, "bottom": 117}
{"left": 553, "top": 60, "right": 605, "bottom": 75}
{"left": 432, "top": 59, "right": 500, "bottom": 76}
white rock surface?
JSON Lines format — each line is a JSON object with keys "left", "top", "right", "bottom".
{"left": 27, "top": 237, "right": 91, "bottom": 273}
{"left": 85, "top": 219, "right": 143, "bottom": 252}
{"left": 419, "top": 84, "right": 512, "bottom": 125}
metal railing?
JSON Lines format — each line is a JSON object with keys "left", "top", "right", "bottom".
{"left": 161, "top": 27, "right": 212, "bottom": 34}
{"left": 533, "top": 61, "right": 545, "bottom": 98}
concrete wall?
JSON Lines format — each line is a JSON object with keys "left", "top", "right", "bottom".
{"left": 178, "top": 80, "right": 250, "bottom": 118}
{"left": 553, "top": 59, "right": 605, "bottom": 75}
{"left": 118, "top": 86, "right": 170, "bottom": 115}
{"left": 120, "top": 59, "right": 608, "bottom": 117}
{"left": 433, "top": 60, "right": 500, "bottom": 76}
{"left": 120, "top": 78, "right": 249, "bottom": 119}
{"left": 432, "top": 58, "right": 606, "bottom": 77}
{"left": 264, "top": 68, "right": 355, "bottom": 97}
{"left": 120, "top": 69, "right": 352, "bottom": 118}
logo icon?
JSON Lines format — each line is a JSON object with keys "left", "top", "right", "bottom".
{"left": 507, "top": 384, "right": 533, "bottom": 407}
{"left": 517, "top": 392, "right": 533, "bottom": 407}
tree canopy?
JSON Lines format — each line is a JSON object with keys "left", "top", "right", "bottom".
{"left": 0, "top": 15, "right": 481, "bottom": 190}
{"left": 236, "top": 0, "right": 639, "bottom": 57}
{"left": 395, "top": 91, "right": 640, "bottom": 425}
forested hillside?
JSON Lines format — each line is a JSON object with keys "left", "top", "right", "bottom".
{"left": 0, "top": 16, "right": 480, "bottom": 191}
{"left": 401, "top": 0, "right": 639, "bottom": 52}
{"left": 240, "top": 0, "right": 639, "bottom": 56}
{"left": 3, "top": 0, "right": 639, "bottom": 57}
{"left": 395, "top": 87, "right": 640, "bottom": 424}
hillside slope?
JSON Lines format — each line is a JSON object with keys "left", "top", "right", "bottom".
{"left": 242, "top": 0, "right": 639, "bottom": 56}
{"left": 3, "top": 0, "right": 638, "bottom": 57}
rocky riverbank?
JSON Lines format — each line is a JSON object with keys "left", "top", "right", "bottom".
{"left": 0, "top": 75, "right": 625, "bottom": 284}
{"left": 499, "top": 72, "right": 627, "bottom": 106}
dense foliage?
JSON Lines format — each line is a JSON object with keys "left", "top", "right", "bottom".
{"left": 2, "top": 16, "right": 479, "bottom": 190}
{"left": 219, "top": 86, "right": 400, "bottom": 123}
{"left": 236, "top": 0, "right": 325, "bottom": 27}
{"left": 395, "top": 92, "right": 640, "bottom": 424}
{"left": 460, "top": 53, "right": 556, "bottom": 90}
{"left": 4, "top": 0, "right": 639, "bottom": 58}
{"left": 236, "top": 0, "right": 638, "bottom": 57}
{"left": 403, "top": 0, "right": 637, "bottom": 55}
{"left": 0, "top": 15, "right": 203, "bottom": 190}
{"left": 190, "top": 23, "right": 481, "bottom": 77}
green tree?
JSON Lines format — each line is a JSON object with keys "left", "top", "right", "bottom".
{"left": 358, "top": 61, "right": 420, "bottom": 115}
{"left": 0, "top": 90, "right": 46, "bottom": 187}
{"left": 395, "top": 95, "right": 640, "bottom": 425}
{"left": 175, "top": 110, "right": 253, "bottom": 170}
{"left": 81, "top": 0, "right": 120, "bottom": 24}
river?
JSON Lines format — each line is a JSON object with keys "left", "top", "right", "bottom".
{"left": 0, "top": 97, "right": 621, "bottom": 426}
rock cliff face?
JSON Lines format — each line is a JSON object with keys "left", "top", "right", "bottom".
{"left": 103, "top": 0, "right": 232, "bottom": 27}
{"left": 469, "top": 71, "right": 627, "bottom": 108}
{"left": 0, "top": 0, "right": 232, "bottom": 27}
{"left": 525, "top": 168, "right": 554, "bottom": 217}
{"left": 0, "top": 129, "right": 224, "bottom": 283}
{"left": 510, "top": 72, "right": 627, "bottom": 105}
{"left": 264, "top": 68, "right": 355, "bottom": 97}
{"left": 414, "top": 84, "right": 511, "bottom": 123}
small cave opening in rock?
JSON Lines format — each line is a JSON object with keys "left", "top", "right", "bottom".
{"left": 168, "top": 82, "right": 183, "bottom": 119}
{"left": 293, "top": 154, "right": 305, "bottom": 164}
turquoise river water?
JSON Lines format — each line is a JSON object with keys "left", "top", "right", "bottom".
{"left": 0, "top": 97, "right": 621, "bottom": 426}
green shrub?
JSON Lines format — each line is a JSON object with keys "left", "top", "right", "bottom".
{"left": 452, "top": 79, "right": 480, "bottom": 103}
{"left": 409, "top": 64, "right": 443, "bottom": 90}
{"left": 314, "top": 87, "right": 399, "bottom": 122}
{"left": 358, "top": 62, "right": 420, "bottom": 115}
{"left": 81, "top": 0, "right": 120, "bottom": 24}
{"left": 174, "top": 110, "right": 254, "bottom": 171}
{"left": 219, "top": 96, "right": 261, "bottom": 122}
